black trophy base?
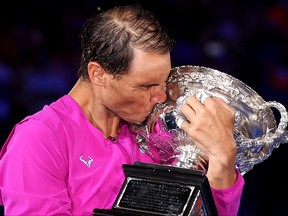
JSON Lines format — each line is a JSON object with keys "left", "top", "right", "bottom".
{"left": 93, "top": 162, "right": 218, "bottom": 216}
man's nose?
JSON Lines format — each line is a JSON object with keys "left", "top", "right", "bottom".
{"left": 151, "top": 84, "right": 167, "bottom": 103}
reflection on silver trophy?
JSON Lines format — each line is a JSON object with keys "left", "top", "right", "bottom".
{"left": 131, "top": 65, "right": 288, "bottom": 175}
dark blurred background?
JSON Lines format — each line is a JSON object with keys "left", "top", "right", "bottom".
{"left": 1, "top": 0, "right": 288, "bottom": 215}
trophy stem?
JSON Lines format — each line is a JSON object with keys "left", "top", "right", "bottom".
{"left": 168, "top": 145, "right": 209, "bottom": 173}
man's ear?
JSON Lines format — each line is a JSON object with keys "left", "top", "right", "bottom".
{"left": 88, "top": 62, "right": 106, "bottom": 86}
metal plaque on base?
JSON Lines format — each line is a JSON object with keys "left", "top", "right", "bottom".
{"left": 93, "top": 162, "right": 218, "bottom": 216}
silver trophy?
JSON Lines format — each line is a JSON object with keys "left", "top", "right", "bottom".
{"left": 131, "top": 65, "right": 288, "bottom": 175}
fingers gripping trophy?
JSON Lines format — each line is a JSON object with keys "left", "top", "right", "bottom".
{"left": 131, "top": 65, "right": 288, "bottom": 176}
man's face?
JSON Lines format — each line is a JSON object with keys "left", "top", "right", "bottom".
{"left": 102, "top": 50, "right": 171, "bottom": 123}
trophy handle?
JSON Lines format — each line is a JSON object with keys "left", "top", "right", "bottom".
{"left": 235, "top": 100, "right": 288, "bottom": 175}
{"left": 262, "top": 101, "right": 288, "bottom": 144}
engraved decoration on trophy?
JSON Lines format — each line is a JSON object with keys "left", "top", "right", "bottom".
{"left": 131, "top": 65, "right": 288, "bottom": 175}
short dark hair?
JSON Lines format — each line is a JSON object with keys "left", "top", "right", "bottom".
{"left": 77, "top": 4, "right": 175, "bottom": 80}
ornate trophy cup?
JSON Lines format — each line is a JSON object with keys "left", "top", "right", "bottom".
{"left": 132, "top": 65, "right": 288, "bottom": 176}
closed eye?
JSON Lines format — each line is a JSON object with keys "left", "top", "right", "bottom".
{"left": 141, "top": 82, "right": 168, "bottom": 89}
{"left": 141, "top": 84, "right": 160, "bottom": 89}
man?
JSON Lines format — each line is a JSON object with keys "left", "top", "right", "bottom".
{"left": 0, "top": 5, "right": 244, "bottom": 215}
